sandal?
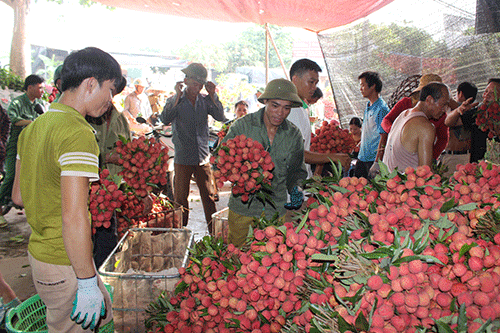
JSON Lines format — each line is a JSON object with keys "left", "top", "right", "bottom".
{"left": 0, "top": 216, "right": 7, "bottom": 228}
{"left": 0, "top": 297, "right": 21, "bottom": 326}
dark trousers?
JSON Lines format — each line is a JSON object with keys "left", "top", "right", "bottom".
{"left": 93, "top": 214, "right": 118, "bottom": 269}
{"left": 0, "top": 145, "right": 17, "bottom": 206}
{"left": 174, "top": 163, "right": 217, "bottom": 227}
{"left": 353, "top": 160, "right": 374, "bottom": 179}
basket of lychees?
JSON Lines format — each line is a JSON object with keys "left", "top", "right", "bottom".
{"left": 476, "top": 97, "right": 500, "bottom": 139}
{"left": 210, "top": 134, "right": 274, "bottom": 204}
{"left": 310, "top": 120, "right": 356, "bottom": 154}
{"left": 115, "top": 136, "right": 170, "bottom": 198}
{"left": 89, "top": 169, "right": 126, "bottom": 234}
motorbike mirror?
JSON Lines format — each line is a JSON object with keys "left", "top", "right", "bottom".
{"left": 136, "top": 116, "right": 147, "bottom": 124}
{"left": 34, "top": 104, "right": 44, "bottom": 115}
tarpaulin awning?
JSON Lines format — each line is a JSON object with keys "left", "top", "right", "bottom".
{"left": 91, "top": 0, "right": 395, "bottom": 32}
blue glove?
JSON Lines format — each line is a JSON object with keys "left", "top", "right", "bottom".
{"left": 285, "top": 186, "right": 304, "bottom": 210}
{"left": 70, "top": 275, "right": 106, "bottom": 330}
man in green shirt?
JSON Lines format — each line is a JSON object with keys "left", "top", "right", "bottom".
{"left": 221, "top": 79, "right": 307, "bottom": 246}
{"left": 87, "top": 75, "right": 132, "bottom": 268}
{"left": 0, "top": 75, "right": 44, "bottom": 217}
{"left": 13, "top": 47, "right": 122, "bottom": 332}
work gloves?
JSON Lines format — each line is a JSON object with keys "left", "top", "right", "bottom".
{"left": 70, "top": 275, "right": 106, "bottom": 330}
{"left": 285, "top": 186, "right": 303, "bottom": 210}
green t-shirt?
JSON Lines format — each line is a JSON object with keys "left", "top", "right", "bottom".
{"left": 18, "top": 103, "right": 99, "bottom": 265}
{"left": 90, "top": 107, "right": 131, "bottom": 177}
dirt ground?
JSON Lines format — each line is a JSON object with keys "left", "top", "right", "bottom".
{"left": 0, "top": 180, "right": 231, "bottom": 332}
{"left": 0, "top": 208, "right": 35, "bottom": 302}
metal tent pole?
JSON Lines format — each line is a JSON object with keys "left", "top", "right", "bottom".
{"left": 265, "top": 23, "right": 269, "bottom": 84}
{"left": 265, "top": 24, "right": 290, "bottom": 80}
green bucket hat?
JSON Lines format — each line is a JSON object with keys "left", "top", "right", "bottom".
{"left": 53, "top": 65, "right": 63, "bottom": 84}
{"left": 258, "top": 79, "right": 302, "bottom": 108}
{"left": 181, "top": 63, "right": 207, "bottom": 84}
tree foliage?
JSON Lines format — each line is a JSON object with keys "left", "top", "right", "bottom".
{"left": 451, "top": 31, "right": 500, "bottom": 86}
{"left": 174, "top": 24, "right": 293, "bottom": 73}
{"left": 42, "top": 0, "right": 113, "bottom": 9}
{"left": 1, "top": 0, "right": 112, "bottom": 77}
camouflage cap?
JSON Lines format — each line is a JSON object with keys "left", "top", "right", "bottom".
{"left": 258, "top": 79, "right": 302, "bottom": 108}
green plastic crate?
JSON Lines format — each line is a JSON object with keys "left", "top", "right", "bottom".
{"left": 5, "top": 284, "right": 114, "bottom": 333}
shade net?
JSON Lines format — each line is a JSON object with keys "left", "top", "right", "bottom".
{"left": 318, "top": 0, "right": 500, "bottom": 128}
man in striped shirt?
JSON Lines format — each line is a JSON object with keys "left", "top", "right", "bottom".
{"left": 12, "top": 47, "right": 122, "bottom": 332}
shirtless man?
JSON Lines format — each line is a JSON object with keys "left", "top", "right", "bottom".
{"left": 441, "top": 82, "right": 478, "bottom": 176}
{"left": 383, "top": 82, "right": 451, "bottom": 172}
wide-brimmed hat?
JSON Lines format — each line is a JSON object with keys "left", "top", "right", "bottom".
{"left": 133, "top": 78, "right": 146, "bottom": 87}
{"left": 181, "top": 63, "right": 207, "bottom": 84}
{"left": 258, "top": 79, "right": 302, "bottom": 108}
{"left": 147, "top": 85, "right": 167, "bottom": 93}
{"left": 412, "top": 74, "right": 443, "bottom": 94}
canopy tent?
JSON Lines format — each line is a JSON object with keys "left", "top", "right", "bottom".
{"left": 91, "top": 0, "right": 500, "bottom": 127}
{"left": 90, "top": 0, "right": 395, "bottom": 33}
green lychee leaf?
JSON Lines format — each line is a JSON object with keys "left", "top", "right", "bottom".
{"left": 338, "top": 227, "right": 349, "bottom": 248}
{"left": 352, "top": 274, "right": 368, "bottom": 285}
{"left": 452, "top": 202, "right": 479, "bottom": 212}
{"left": 433, "top": 216, "right": 456, "bottom": 229}
{"left": 354, "top": 310, "right": 369, "bottom": 331}
{"left": 368, "top": 296, "right": 378, "bottom": 328}
{"left": 394, "top": 254, "right": 443, "bottom": 265}
{"left": 440, "top": 198, "right": 457, "bottom": 213}
{"left": 459, "top": 242, "right": 478, "bottom": 258}
{"left": 276, "top": 225, "right": 287, "bottom": 236}
{"left": 295, "top": 209, "right": 309, "bottom": 233}
{"left": 474, "top": 319, "right": 493, "bottom": 333}
{"left": 359, "top": 248, "right": 393, "bottom": 259}
{"left": 328, "top": 185, "right": 350, "bottom": 194}
{"left": 174, "top": 280, "right": 188, "bottom": 295}
{"left": 456, "top": 303, "right": 467, "bottom": 333}
{"left": 336, "top": 313, "right": 356, "bottom": 332}
{"left": 310, "top": 253, "right": 338, "bottom": 261}
{"left": 378, "top": 160, "right": 390, "bottom": 177}
{"left": 435, "top": 320, "right": 455, "bottom": 333}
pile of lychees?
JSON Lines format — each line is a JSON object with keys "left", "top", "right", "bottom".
{"left": 116, "top": 194, "right": 181, "bottom": 238}
{"left": 210, "top": 134, "right": 274, "bottom": 202}
{"left": 147, "top": 160, "right": 500, "bottom": 332}
{"left": 310, "top": 120, "right": 356, "bottom": 154}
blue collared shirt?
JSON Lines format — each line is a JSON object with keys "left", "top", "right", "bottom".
{"left": 161, "top": 91, "right": 226, "bottom": 165}
{"left": 358, "top": 97, "right": 389, "bottom": 162}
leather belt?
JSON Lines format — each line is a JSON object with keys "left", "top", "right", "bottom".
{"left": 443, "top": 149, "right": 470, "bottom": 155}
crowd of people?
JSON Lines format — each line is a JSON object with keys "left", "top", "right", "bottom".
{"left": 0, "top": 47, "right": 498, "bottom": 331}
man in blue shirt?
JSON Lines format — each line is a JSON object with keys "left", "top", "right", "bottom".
{"left": 161, "top": 63, "right": 226, "bottom": 228}
{"left": 354, "top": 71, "right": 389, "bottom": 179}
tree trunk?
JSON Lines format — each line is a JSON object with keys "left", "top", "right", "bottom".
{"left": 9, "top": 0, "right": 30, "bottom": 78}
